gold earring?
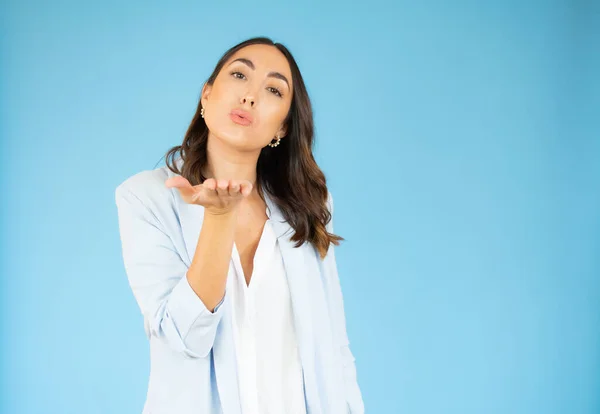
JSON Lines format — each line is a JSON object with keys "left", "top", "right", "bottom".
{"left": 268, "top": 135, "right": 281, "bottom": 148}
{"left": 200, "top": 107, "right": 205, "bottom": 118}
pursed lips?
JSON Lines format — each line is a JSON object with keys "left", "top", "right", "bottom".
{"left": 230, "top": 108, "right": 254, "bottom": 125}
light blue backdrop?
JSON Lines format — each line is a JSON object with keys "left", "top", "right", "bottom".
{"left": 1, "top": 1, "right": 598, "bottom": 413}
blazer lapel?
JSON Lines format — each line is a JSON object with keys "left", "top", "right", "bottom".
{"left": 265, "top": 193, "right": 341, "bottom": 414}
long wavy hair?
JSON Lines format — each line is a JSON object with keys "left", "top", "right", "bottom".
{"left": 162, "top": 36, "right": 343, "bottom": 259}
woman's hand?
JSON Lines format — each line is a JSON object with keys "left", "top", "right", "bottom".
{"left": 165, "top": 175, "right": 253, "bottom": 216}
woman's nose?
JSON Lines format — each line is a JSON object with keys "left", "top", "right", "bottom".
{"left": 240, "top": 95, "right": 255, "bottom": 106}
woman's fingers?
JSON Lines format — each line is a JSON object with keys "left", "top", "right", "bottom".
{"left": 228, "top": 180, "right": 241, "bottom": 196}
{"left": 203, "top": 178, "right": 217, "bottom": 191}
{"left": 240, "top": 181, "right": 253, "bottom": 197}
{"left": 215, "top": 179, "right": 229, "bottom": 197}
{"left": 165, "top": 176, "right": 252, "bottom": 209}
{"left": 195, "top": 178, "right": 217, "bottom": 203}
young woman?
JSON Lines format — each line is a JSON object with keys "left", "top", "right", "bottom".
{"left": 115, "top": 36, "right": 364, "bottom": 414}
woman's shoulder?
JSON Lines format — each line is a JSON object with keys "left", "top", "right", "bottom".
{"left": 115, "top": 165, "right": 176, "bottom": 211}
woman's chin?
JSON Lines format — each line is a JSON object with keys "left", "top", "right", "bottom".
{"left": 215, "top": 131, "right": 260, "bottom": 151}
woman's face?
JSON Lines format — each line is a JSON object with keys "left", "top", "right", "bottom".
{"left": 201, "top": 44, "right": 294, "bottom": 151}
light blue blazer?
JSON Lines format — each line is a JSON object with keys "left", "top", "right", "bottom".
{"left": 115, "top": 164, "right": 365, "bottom": 414}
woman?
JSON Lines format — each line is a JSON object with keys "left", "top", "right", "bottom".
{"left": 115, "top": 36, "right": 364, "bottom": 414}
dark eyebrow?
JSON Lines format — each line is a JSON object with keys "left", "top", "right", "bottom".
{"left": 228, "top": 57, "right": 290, "bottom": 90}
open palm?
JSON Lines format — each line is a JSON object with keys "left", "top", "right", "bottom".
{"left": 165, "top": 175, "right": 253, "bottom": 215}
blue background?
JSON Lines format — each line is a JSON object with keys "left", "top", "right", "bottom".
{"left": 1, "top": 1, "right": 598, "bottom": 413}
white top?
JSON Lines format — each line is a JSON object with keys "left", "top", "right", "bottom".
{"left": 226, "top": 205, "right": 307, "bottom": 414}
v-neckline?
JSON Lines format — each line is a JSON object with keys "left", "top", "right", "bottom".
{"left": 232, "top": 218, "right": 271, "bottom": 289}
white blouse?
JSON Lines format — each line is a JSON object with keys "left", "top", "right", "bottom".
{"left": 225, "top": 204, "right": 307, "bottom": 414}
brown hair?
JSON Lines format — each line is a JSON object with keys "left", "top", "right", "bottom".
{"left": 162, "top": 36, "right": 343, "bottom": 259}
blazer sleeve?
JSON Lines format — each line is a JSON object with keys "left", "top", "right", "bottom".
{"left": 324, "top": 192, "right": 366, "bottom": 414}
{"left": 115, "top": 181, "right": 225, "bottom": 359}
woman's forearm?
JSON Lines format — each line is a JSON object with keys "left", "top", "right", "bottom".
{"left": 186, "top": 210, "right": 237, "bottom": 312}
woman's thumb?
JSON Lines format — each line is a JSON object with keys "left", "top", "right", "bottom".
{"left": 165, "top": 176, "right": 191, "bottom": 189}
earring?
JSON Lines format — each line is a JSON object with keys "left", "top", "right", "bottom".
{"left": 268, "top": 135, "right": 281, "bottom": 147}
{"left": 200, "top": 107, "right": 205, "bottom": 118}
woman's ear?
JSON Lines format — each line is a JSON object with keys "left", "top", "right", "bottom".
{"left": 201, "top": 83, "right": 212, "bottom": 107}
{"left": 277, "top": 124, "right": 288, "bottom": 139}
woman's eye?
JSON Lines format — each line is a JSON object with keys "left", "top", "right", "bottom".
{"left": 268, "top": 87, "right": 282, "bottom": 97}
{"left": 231, "top": 71, "right": 281, "bottom": 97}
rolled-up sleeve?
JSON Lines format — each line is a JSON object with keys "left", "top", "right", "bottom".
{"left": 324, "top": 192, "right": 365, "bottom": 414}
{"left": 115, "top": 182, "right": 225, "bottom": 359}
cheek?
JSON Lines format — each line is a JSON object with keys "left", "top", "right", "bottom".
{"left": 209, "top": 78, "right": 242, "bottom": 106}
{"left": 260, "top": 101, "right": 289, "bottom": 128}
{"left": 205, "top": 86, "right": 235, "bottom": 125}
